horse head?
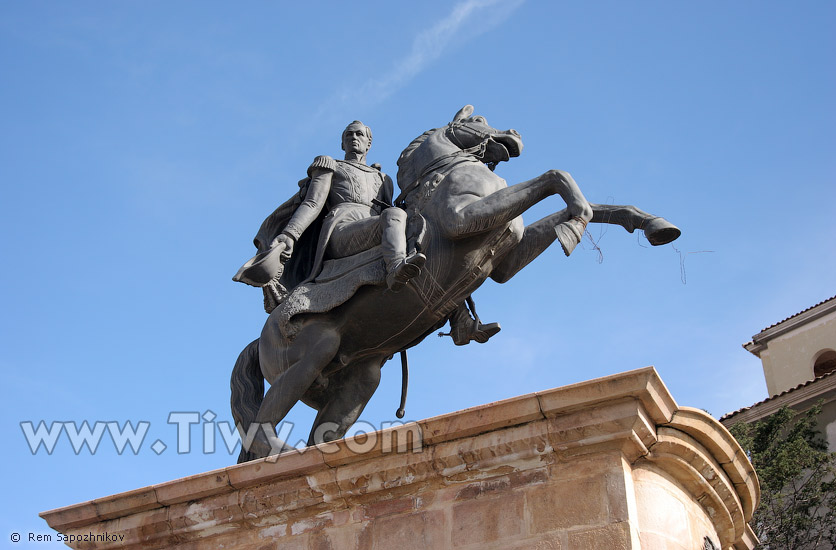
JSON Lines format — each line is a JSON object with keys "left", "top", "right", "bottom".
{"left": 397, "top": 105, "right": 524, "bottom": 200}
{"left": 447, "top": 105, "right": 523, "bottom": 165}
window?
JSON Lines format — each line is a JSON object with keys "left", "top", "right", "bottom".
{"left": 813, "top": 349, "right": 836, "bottom": 377}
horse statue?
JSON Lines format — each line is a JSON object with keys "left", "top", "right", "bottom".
{"left": 231, "top": 105, "right": 680, "bottom": 462}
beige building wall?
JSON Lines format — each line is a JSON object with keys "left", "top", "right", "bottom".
{"left": 744, "top": 299, "right": 836, "bottom": 397}
{"left": 732, "top": 296, "right": 836, "bottom": 453}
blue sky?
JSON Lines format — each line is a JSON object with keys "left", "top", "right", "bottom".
{"left": 2, "top": 1, "right": 834, "bottom": 545}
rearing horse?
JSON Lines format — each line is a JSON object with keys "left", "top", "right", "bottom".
{"left": 231, "top": 105, "right": 680, "bottom": 462}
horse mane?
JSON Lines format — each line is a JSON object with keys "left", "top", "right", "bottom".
{"left": 396, "top": 127, "right": 439, "bottom": 193}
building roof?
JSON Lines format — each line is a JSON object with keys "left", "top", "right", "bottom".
{"left": 743, "top": 295, "right": 836, "bottom": 357}
{"left": 759, "top": 295, "right": 836, "bottom": 333}
{"left": 720, "top": 369, "right": 836, "bottom": 426}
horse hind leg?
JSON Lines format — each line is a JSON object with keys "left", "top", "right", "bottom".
{"left": 306, "top": 359, "right": 382, "bottom": 446}
{"left": 590, "top": 203, "right": 680, "bottom": 245}
{"left": 248, "top": 320, "right": 341, "bottom": 459}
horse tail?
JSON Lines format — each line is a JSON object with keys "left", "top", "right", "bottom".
{"left": 230, "top": 338, "right": 264, "bottom": 463}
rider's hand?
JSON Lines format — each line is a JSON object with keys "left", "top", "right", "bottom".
{"left": 275, "top": 233, "right": 295, "bottom": 260}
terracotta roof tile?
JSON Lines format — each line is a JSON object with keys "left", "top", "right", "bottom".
{"left": 720, "top": 369, "right": 836, "bottom": 422}
{"left": 757, "top": 295, "right": 836, "bottom": 334}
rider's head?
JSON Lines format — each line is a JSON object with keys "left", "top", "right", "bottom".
{"left": 341, "top": 121, "right": 372, "bottom": 160}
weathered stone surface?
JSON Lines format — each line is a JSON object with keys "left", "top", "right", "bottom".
{"left": 155, "top": 468, "right": 231, "bottom": 506}
{"left": 451, "top": 492, "right": 524, "bottom": 546}
{"left": 226, "top": 446, "right": 328, "bottom": 489}
{"left": 42, "top": 368, "right": 757, "bottom": 550}
{"left": 419, "top": 393, "right": 544, "bottom": 446}
{"left": 665, "top": 407, "right": 760, "bottom": 520}
{"left": 567, "top": 522, "right": 633, "bottom": 550}
{"left": 366, "top": 509, "right": 447, "bottom": 549}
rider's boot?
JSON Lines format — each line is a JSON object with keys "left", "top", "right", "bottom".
{"left": 448, "top": 302, "right": 501, "bottom": 346}
{"left": 386, "top": 251, "right": 427, "bottom": 291}
{"left": 380, "top": 207, "right": 425, "bottom": 291}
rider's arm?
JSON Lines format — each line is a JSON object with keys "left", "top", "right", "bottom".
{"left": 282, "top": 155, "right": 337, "bottom": 241}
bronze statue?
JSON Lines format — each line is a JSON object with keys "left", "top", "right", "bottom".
{"left": 234, "top": 120, "right": 498, "bottom": 344}
{"left": 231, "top": 106, "right": 680, "bottom": 462}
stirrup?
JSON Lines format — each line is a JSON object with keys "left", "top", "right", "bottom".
{"left": 386, "top": 252, "right": 426, "bottom": 291}
{"left": 467, "top": 321, "right": 501, "bottom": 345}
{"left": 441, "top": 318, "right": 502, "bottom": 346}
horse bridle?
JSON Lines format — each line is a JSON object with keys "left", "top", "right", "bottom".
{"left": 395, "top": 122, "right": 499, "bottom": 207}
{"left": 447, "top": 121, "right": 500, "bottom": 171}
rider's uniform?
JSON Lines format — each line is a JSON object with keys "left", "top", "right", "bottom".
{"left": 282, "top": 156, "right": 396, "bottom": 282}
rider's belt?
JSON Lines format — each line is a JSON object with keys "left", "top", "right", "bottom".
{"left": 335, "top": 200, "right": 374, "bottom": 208}
{"left": 334, "top": 200, "right": 384, "bottom": 214}
{"left": 372, "top": 198, "right": 393, "bottom": 210}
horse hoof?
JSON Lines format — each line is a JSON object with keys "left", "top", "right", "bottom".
{"left": 555, "top": 219, "right": 585, "bottom": 256}
{"left": 644, "top": 217, "right": 681, "bottom": 245}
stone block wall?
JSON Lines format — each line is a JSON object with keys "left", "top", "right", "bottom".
{"left": 41, "top": 367, "right": 758, "bottom": 549}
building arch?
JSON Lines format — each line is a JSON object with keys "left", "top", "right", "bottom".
{"left": 813, "top": 348, "right": 836, "bottom": 378}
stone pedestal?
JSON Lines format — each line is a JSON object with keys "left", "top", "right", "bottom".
{"left": 41, "top": 367, "right": 759, "bottom": 549}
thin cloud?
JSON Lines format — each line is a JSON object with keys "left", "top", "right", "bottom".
{"left": 314, "top": 0, "right": 524, "bottom": 124}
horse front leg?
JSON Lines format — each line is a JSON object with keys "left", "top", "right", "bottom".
{"left": 490, "top": 210, "right": 570, "bottom": 283}
{"left": 589, "top": 203, "right": 680, "bottom": 245}
{"left": 439, "top": 169, "right": 592, "bottom": 253}
{"left": 490, "top": 204, "right": 681, "bottom": 284}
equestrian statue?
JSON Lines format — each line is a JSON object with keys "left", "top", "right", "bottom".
{"left": 231, "top": 106, "right": 680, "bottom": 463}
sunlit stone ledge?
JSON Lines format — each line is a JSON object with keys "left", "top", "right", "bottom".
{"left": 41, "top": 367, "right": 758, "bottom": 549}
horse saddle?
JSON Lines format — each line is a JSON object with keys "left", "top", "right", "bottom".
{"left": 315, "top": 246, "right": 385, "bottom": 284}
{"left": 274, "top": 246, "right": 387, "bottom": 340}
{"left": 314, "top": 212, "right": 427, "bottom": 285}
{"left": 269, "top": 213, "right": 428, "bottom": 329}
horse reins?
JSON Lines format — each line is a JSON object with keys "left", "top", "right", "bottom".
{"left": 395, "top": 124, "right": 493, "bottom": 208}
{"left": 391, "top": 122, "right": 509, "bottom": 420}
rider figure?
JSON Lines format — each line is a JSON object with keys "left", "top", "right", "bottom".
{"left": 273, "top": 121, "right": 426, "bottom": 292}
{"left": 261, "top": 120, "right": 499, "bottom": 345}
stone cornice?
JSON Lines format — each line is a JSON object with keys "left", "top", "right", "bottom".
{"left": 655, "top": 407, "right": 761, "bottom": 548}
{"left": 721, "top": 372, "right": 836, "bottom": 426}
{"left": 743, "top": 298, "right": 836, "bottom": 357}
{"left": 40, "top": 367, "right": 758, "bottom": 550}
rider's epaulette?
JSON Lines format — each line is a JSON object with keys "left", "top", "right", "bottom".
{"left": 307, "top": 155, "right": 337, "bottom": 177}
{"left": 371, "top": 163, "right": 382, "bottom": 171}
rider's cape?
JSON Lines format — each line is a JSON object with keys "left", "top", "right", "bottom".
{"left": 249, "top": 177, "right": 323, "bottom": 294}
{"left": 242, "top": 159, "right": 393, "bottom": 302}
